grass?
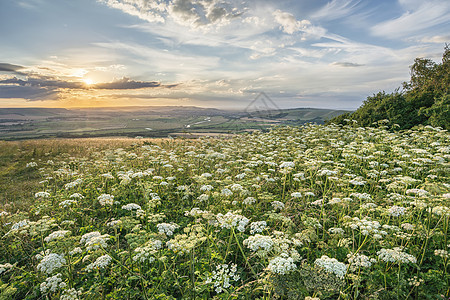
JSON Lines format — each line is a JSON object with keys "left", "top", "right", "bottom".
{"left": 0, "top": 124, "right": 448, "bottom": 299}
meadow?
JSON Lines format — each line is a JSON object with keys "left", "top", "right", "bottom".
{"left": 0, "top": 123, "right": 449, "bottom": 299}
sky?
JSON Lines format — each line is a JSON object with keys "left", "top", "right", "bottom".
{"left": 0, "top": 0, "right": 449, "bottom": 110}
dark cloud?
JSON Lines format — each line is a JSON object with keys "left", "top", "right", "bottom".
{"left": 0, "top": 85, "right": 59, "bottom": 101}
{"left": 0, "top": 77, "right": 84, "bottom": 89}
{"left": 0, "top": 76, "right": 178, "bottom": 90}
{"left": 0, "top": 76, "right": 178, "bottom": 100}
{"left": 93, "top": 77, "right": 176, "bottom": 89}
{"left": 0, "top": 63, "right": 25, "bottom": 74}
{"left": 331, "top": 62, "right": 364, "bottom": 67}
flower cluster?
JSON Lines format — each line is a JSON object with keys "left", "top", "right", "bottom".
{"left": 377, "top": 247, "right": 417, "bottom": 264}
{"left": 44, "top": 230, "right": 70, "bottom": 243}
{"left": 314, "top": 255, "right": 347, "bottom": 279}
{"left": 97, "top": 194, "right": 114, "bottom": 206}
{"left": 122, "top": 203, "right": 142, "bottom": 210}
{"left": 205, "top": 263, "right": 240, "bottom": 293}
{"left": 40, "top": 273, "right": 66, "bottom": 293}
{"left": 215, "top": 211, "right": 249, "bottom": 232}
{"left": 347, "top": 253, "right": 376, "bottom": 271}
{"left": 80, "top": 232, "right": 110, "bottom": 250}
{"left": 267, "top": 253, "right": 297, "bottom": 275}
{"left": 157, "top": 223, "right": 180, "bottom": 236}
{"left": 37, "top": 253, "right": 66, "bottom": 274}
{"left": 243, "top": 234, "right": 273, "bottom": 253}
{"left": 133, "top": 239, "right": 163, "bottom": 262}
{"left": 86, "top": 254, "right": 112, "bottom": 272}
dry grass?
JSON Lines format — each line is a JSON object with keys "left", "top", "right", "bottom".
{"left": 0, "top": 138, "right": 178, "bottom": 212}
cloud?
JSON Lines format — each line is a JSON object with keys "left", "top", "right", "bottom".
{"left": 0, "top": 63, "right": 25, "bottom": 74}
{"left": 99, "top": 0, "right": 245, "bottom": 29}
{"left": 92, "top": 77, "right": 178, "bottom": 89}
{"left": 331, "top": 62, "right": 364, "bottom": 67}
{"left": 0, "top": 85, "right": 59, "bottom": 101}
{"left": 98, "top": 0, "right": 166, "bottom": 23}
{"left": 371, "top": 0, "right": 450, "bottom": 39}
{"left": 312, "top": 0, "right": 361, "bottom": 21}
{"left": 0, "top": 77, "right": 84, "bottom": 89}
{"left": 420, "top": 35, "right": 450, "bottom": 43}
{"left": 272, "top": 10, "right": 310, "bottom": 34}
{"left": 0, "top": 74, "right": 179, "bottom": 101}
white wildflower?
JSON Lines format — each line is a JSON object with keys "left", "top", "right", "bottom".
{"left": 268, "top": 253, "right": 297, "bottom": 275}
{"left": 37, "top": 253, "right": 66, "bottom": 274}
{"left": 314, "top": 255, "right": 347, "bottom": 279}
{"left": 97, "top": 194, "right": 114, "bottom": 206}
{"left": 206, "top": 263, "right": 240, "bottom": 294}
{"left": 40, "top": 273, "right": 66, "bottom": 293}
{"left": 44, "top": 230, "right": 70, "bottom": 243}
{"left": 86, "top": 254, "right": 112, "bottom": 272}
{"left": 157, "top": 223, "right": 180, "bottom": 236}
{"left": 122, "top": 203, "right": 142, "bottom": 210}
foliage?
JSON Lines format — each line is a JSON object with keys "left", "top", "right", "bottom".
{"left": 328, "top": 45, "right": 449, "bottom": 129}
{"left": 0, "top": 125, "right": 449, "bottom": 299}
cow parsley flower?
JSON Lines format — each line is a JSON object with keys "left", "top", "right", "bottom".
{"left": 280, "top": 162, "right": 295, "bottom": 168}
{"left": 215, "top": 211, "right": 249, "bottom": 232}
{"left": 98, "top": 194, "right": 114, "bottom": 206}
{"left": 205, "top": 263, "right": 240, "bottom": 294}
{"left": 0, "top": 263, "right": 14, "bottom": 275}
{"left": 44, "top": 230, "right": 70, "bottom": 243}
{"left": 314, "top": 255, "right": 347, "bottom": 279}
{"left": 243, "top": 197, "right": 256, "bottom": 205}
{"left": 37, "top": 253, "right": 66, "bottom": 274}
{"left": 122, "top": 203, "right": 142, "bottom": 210}
{"left": 35, "top": 192, "right": 50, "bottom": 198}
{"left": 80, "top": 232, "right": 110, "bottom": 250}
{"left": 271, "top": 201, "right": 285, "bottom": 210}
{"left": 60, "top": 288, "right": 82, "bottom": 300}
{"left": 347, "top": 253, "right": 376, "bottom": 271}
{"left": 249, "top": 221, "right": 267, "bottom": 234}
{"left": 86, "top": 254, "right": 112, "bottom": 272}
{"left": 243, "top": 234, "right": 273, "bottom": 252}
{"left": 59, "top": 200, "right": 77, "bottom": 208}
{"left": 40, "top": 273, "right": 66, "bottom": 293}
{"left": 377, "top": 247, "right": 417, "bottom": 264}
{"left": 69, "top": 193, "right": 84, "bottom": 199}
{"left": 133, "top": 240, "right": 163, "bottom": 263}
{"left": 387, "top": 206, "right": 407, "bottom": 217}
{"left": 268, "top": 253, "right": 297, "bottom": 275}
{"left": 157, "top": 223, "right": 180, "bottom": 236}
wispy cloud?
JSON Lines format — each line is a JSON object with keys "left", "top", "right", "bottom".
{"left": 371, "top": 0, "right": 450, "bottom": 39}
{"left": 420, "top": 35, "right": 450, "bottom": 43}
{"left": 312, "top": 0, "right": 361, "bottom": 21}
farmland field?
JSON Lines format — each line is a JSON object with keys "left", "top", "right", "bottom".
{"left": 0, "top": 107, "right": 350, "bottom": 141}
{"left": 0, "top": 123, "right": 449, "bottom": 299}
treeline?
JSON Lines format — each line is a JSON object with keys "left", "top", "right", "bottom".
{"left": 328, "top": 45, "right": 449, "bottom": 130}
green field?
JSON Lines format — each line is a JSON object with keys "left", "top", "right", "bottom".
{"left": 0, "top": 107, "right": 350, "bottom": 140}
{"left": 0, "top": 123, "right": 449, "bottom": 299}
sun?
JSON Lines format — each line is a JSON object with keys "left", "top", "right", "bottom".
{"left": 83, "top": 78, "right": 94, "bottom": 85}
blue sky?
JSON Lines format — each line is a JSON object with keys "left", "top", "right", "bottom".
{"left": 0, "top": 0, "right": 449, "bottom": 109}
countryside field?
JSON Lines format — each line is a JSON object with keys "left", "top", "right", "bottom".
{"left": 0, "top": 106, "right": 350, "bottom": 140}
{"left": 0, "top": 123, "right": 449, "bottom": 299}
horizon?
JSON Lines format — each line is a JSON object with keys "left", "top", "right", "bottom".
{"left": 1, "top": 0, "right": 449, "bottom": 110}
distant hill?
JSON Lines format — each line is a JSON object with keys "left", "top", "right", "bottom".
{"left": 0, "top": 106, "right": 350, "bottom": 140}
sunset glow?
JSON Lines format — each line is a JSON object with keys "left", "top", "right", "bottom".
{"left": 0, "top": 0, "right": 449, "bottom": 109}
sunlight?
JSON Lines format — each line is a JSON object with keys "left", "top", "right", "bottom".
{"left": 83, "top": 78, "right": 94, "bottom": 85}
